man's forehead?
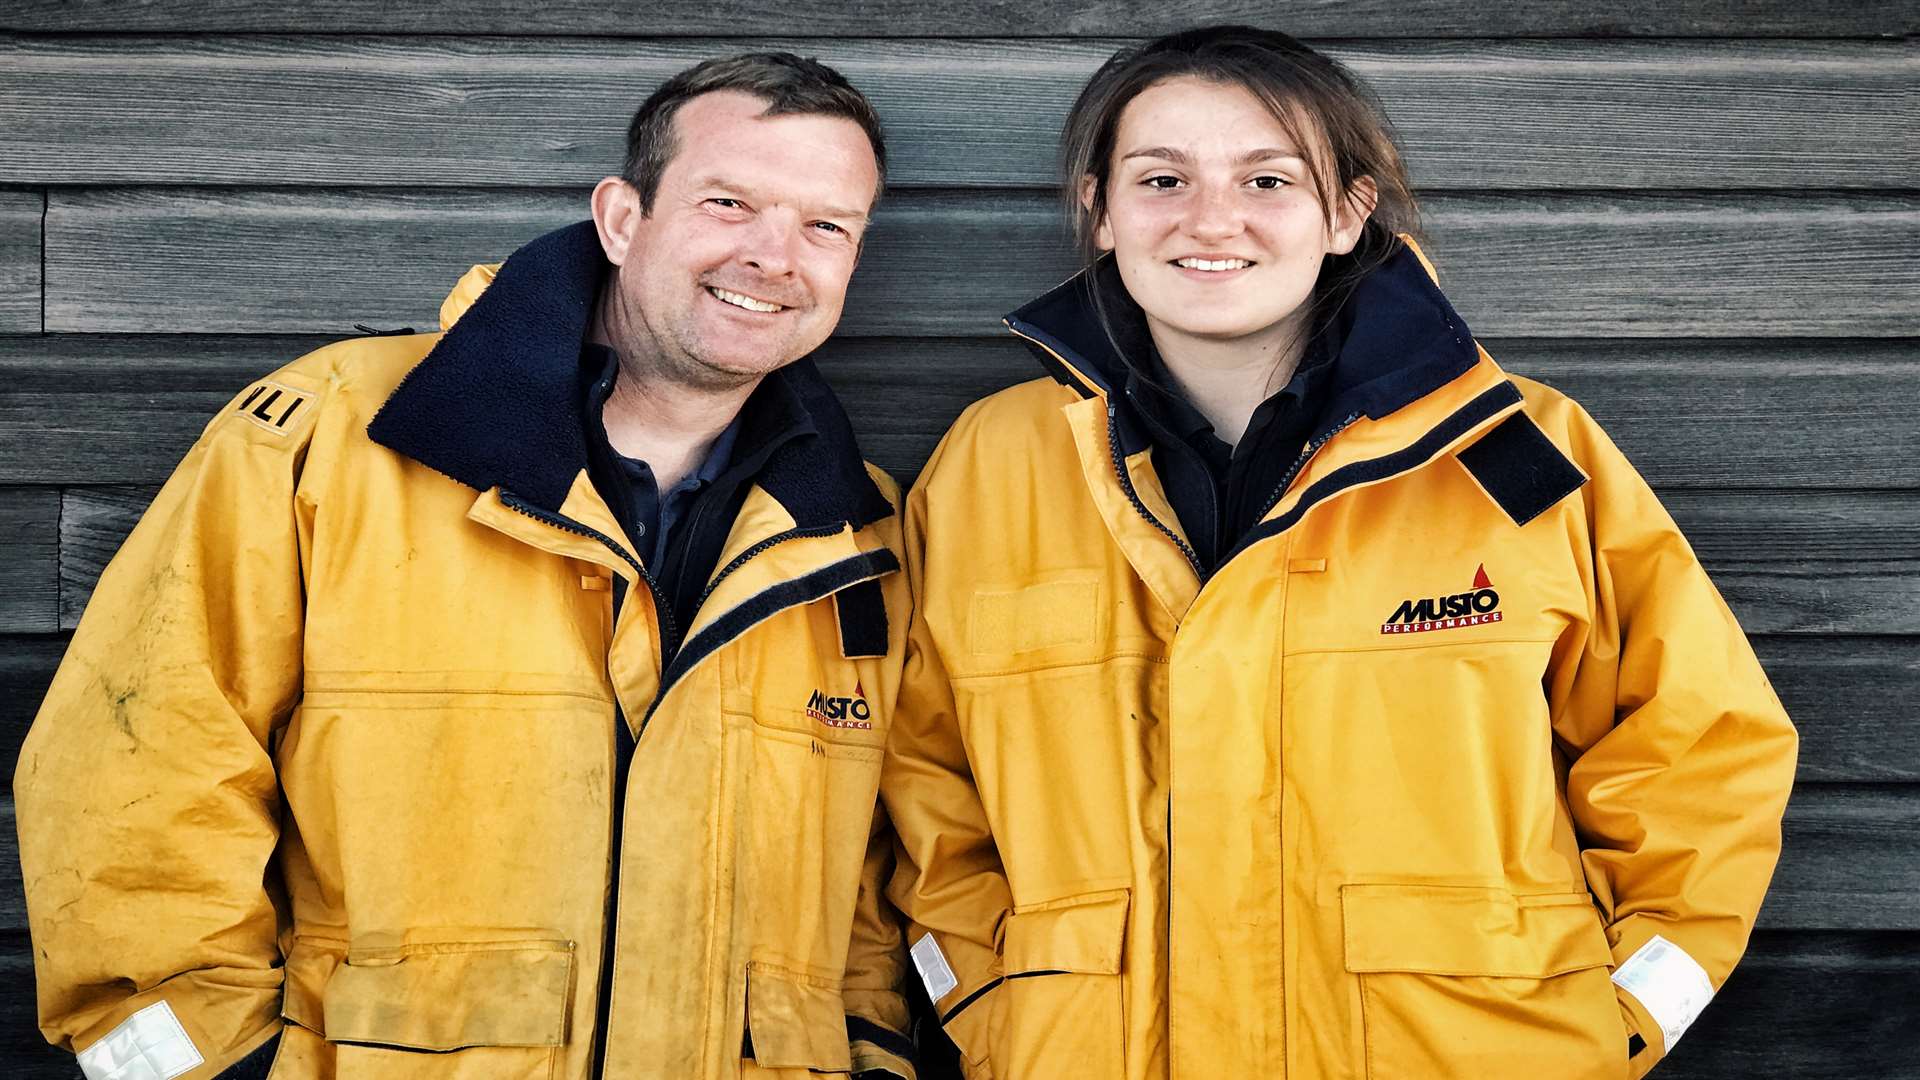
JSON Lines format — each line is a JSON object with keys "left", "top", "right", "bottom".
{"left": 666, "top": 93, "right": 879, "bottom": 214}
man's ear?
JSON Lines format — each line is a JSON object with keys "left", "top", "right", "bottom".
{"left": 590, "top": 176, "right": 641, "bottom": 266}
{"left": 1328, "top": 175, "right": 1379, "bottom": 256}
{"left": 1080, "top": 175, "right": 1115, "bottom": 253}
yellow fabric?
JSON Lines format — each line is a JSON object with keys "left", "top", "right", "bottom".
{"left": 18, "top": 275, "right": 914, "bottom": 1079}
{"left": 884, "top": 347, "right": 1796, "bottom": 1079}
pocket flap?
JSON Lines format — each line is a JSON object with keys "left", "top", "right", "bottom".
{"left": 746, "top": 963, "right": 852, "bottom": 1072}
{"left": 1342, "top": 884, "right": 1612, "bottom": 978}
{"left": 1002, "top": 889, "right": 1130, "bottom": 976}
{"left": 321, "top": 938, "right": 575, "bottom": 1050}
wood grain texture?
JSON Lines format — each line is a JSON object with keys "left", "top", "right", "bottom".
{"left": 0, "top": 638, "right": 63, "bottom": 797}
{"left": 0, "top": 491, "right": 58, "bottom": 635}
{"left": 1754, "top": 637, "right": 1920, "bottom": 784}
{"left": 40, "top": 189, "right": 1920, "bottom": 338}
{"left": 0, "top": 191, "right": 41, "bottom": 335}
{"left": 5, "top": 335, "right": 1916, "bottom": 489}
{"left": 2, "top": 37, "right": 1910, "bottom": 190}
{"left": 1, "top": 0, "right": 1906, "bottom": 37}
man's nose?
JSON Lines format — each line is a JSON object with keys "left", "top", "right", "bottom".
{"left": 739, "top": 209, "right": 801, "bottom": 276}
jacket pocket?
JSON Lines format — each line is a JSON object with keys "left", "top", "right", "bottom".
{"left": 991, "top": 889, "right": 1129, "bottom": 1079}
{"left": 745, "top": 963, "right": 852, "bottom": 1073}
{"left": 1343, "top": 885, "right": 1626, "bottom": 1080}
{"left": 282, "top": 934, "right": 575, "bottom": 1079}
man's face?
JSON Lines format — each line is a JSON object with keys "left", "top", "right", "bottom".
{"left": 597, "top": 90, "right": 880, "bottom": 390}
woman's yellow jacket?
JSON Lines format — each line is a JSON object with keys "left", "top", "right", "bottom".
{"left": 883, "top": 244, "right": 1797, "bottom": 1080}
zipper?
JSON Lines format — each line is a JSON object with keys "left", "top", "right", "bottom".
{"left": 1254, "top": 411, "right": 1361, "bottom": 527}
{"left": 1106, "top": 399, "right": 1205, "bottom": 579}
{"left": 500, "top": 489, "right": 672, "bottom": 1079}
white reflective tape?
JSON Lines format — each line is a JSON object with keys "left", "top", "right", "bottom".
{"left": 1611, "top": 934, "right": 1715, "bottom": 1052}
{"left": 910, "top": 931, "right": 960, "bottom": 1003}
{"left": 76, "top": 1000, "right": 204, "bottom": 1080}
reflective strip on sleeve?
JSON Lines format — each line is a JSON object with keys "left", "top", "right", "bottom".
{"left": 910, "top": 931, "right": 960, "bottom": 1003}
{"left": 76, "top": 1000, "right": 205, "bottom": 1080}
{"left": 1611, "top": 934, "right": 1715, "bottom": 1052}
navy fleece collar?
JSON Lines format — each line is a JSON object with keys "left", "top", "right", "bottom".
{"left": 1005, "top": 240, "right": 1481, "bottom": 444}
{"left": 368, "top": 220, "right": 891, "bottom": 529}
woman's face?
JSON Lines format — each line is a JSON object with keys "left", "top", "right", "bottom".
{"left": 1095, "top": 76, "right": 1371, "bottom": 356}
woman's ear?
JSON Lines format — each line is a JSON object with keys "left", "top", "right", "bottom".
{"left": 1329, "top": 175, "right": 1379, "bottom": 256}
{"left": 1080, "top": 175, "right": 1115, "bottom": 253}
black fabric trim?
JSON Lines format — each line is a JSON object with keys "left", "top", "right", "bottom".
{"left": 366, "top": 220, "right": 891, "bottom": 530}
{"left": 1455, "top": 412, "right": 1587, "bottom": 527}
{"left": 643, "top": 548, "right": 901, "bottom": 727}
{"left": 835, "top": 578, "right": 890, "bottom": 658}
{"left": 938, "top": 976, "right": 1003, "bottom": 1025}
{"left": 846, "top": 1015, "right": 915, "bottom": 1060}
{"left": 1223, "top": 381, "right": 1524, "bottom": 563}
{"left": 1628, "top": 1032, "right": 1647, "bottom": 1057}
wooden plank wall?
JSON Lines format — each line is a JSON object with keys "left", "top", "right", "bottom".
{"left": 1, "top": 3, "right": 1915, "bottom": 1075}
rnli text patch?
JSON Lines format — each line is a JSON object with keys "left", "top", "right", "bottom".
{"left": 234, "top": 380, "right": 310, "bottom": 436}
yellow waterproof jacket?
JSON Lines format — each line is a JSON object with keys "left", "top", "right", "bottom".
{"left": 18, "top": 223, "right": 915, "bottom": 1080}
{"left": 884, "top": 244, "right": 1797, "bottom": 1080}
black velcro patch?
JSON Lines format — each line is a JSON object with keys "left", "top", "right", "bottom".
{"left": 1456, "top": 413, "right": 1587, "bottom": 527}
{"left": 835, "top": 578, "right": 890, "bottom": 658}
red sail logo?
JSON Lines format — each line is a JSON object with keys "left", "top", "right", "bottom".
{"left": 1381, "top": 565, "right": 1503, "bottom": 635}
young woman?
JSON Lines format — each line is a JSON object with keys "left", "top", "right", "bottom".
{"left": 882, "top": 26, "right": 1797, "bottom": 1080}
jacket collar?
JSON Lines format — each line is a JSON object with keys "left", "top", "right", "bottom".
{"left": 1003, "top": 238, "right": 1483, "bottom": 447}
{"left": 367, "top": 220, "right": 892, "bottom": 530}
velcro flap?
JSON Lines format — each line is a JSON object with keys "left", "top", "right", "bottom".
{"left": 322, "top": 938, "right": 574, "bottom": 1050}
{"left": 1343, "top": 884, "right": 1612, "bottom": 977}
{"left": 1003, "top": 888, "right": 1130, "bottom": 976}
{"left": 746, "top": 963, "right": 852, "bottom": 1072}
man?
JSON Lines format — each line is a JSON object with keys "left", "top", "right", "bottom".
{"left": 18, "top": 53, "right": 916, "bottom": 1080}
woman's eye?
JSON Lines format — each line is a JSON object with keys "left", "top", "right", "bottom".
{"left": 1250, "top": 176, "right": 1288, "bottom": 190}
{"left": 1143, "top": 175, "right": 1183, "bottom": 190}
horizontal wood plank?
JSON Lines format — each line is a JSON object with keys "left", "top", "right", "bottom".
{"left": 0, "top": 191, "right": 41, "bottom": 334}
{"left": 0, "top": 490, "right": 58, "bottom": 635}
{"left": 1754, "top": 637, "right": 1920, "bottom": 784}
{"left": 1, "top": 1, "right": 1904, "bottom": 37}
{"left": 1, "top": 38, "right": 1909, "bottom": 190}
{"left": 40, "top": 189, "right": 1920, "bottom": 338}
{"left": 0, "top": 638, "right": 64, "bottom": 796}
{"left": 4, "top": 335, "right": 1916, "bottom": 489}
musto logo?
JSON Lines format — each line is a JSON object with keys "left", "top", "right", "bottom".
{"left": 805, "top": 683, "right": 872, "bottom": 729}
{"left": 1382, "top": 564, "right": 1503, "bottom": 635}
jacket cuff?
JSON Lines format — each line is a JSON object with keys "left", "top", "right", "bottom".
{"left": 73, "top": 991, "right": 280, "bottom": 1080}
{"left": 848, "top": 1014, "right": 916, "bottom": 1080}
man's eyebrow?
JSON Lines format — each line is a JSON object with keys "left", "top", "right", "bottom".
{"left": 688, "top": 176, "right": 869, "bottom": 224}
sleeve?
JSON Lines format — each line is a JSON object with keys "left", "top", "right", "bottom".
{"left": 1543, "top": 404, "right": 1799, "bottom": 1078}
{"left": 880, "top": 442, "right": 1015, "bottom": 1070}
{"left": 14, "top": 372, "right": 317, "bottom": 1078}
{"left": 843, "top": 800, "right": 917, "bottom": 1079}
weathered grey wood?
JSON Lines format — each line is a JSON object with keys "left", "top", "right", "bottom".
{"left": 0, "top": 491, "right": 58, "bottom": 635}
{"left": 1753, "top": 637, "right": 1920, "bottom": 784}
{"left": 1766, "top": 784, "right": 1920, "bottom": 931}
{"left": 0, "top": 637, "right": 63, "bottom": 797}
{"left": 0, "top": 191, "right": 41, "bottom": 334}
{"left": 1714, "top": 562, "right": 1919, "bottom": 636}
{"left": 5, "top": 335, "right": 1916, "bottom": 489}
{"left": 0, "top": 936, "right": 71, "bottom": 1076}
{"left": 56, "top": 489, "right": 156, "bottom": 632}
{"left": 40, "top": 189, "right": 1920, "bottom": 338}
{"left": 2, "top": 0, "right": 1905, "bottom": 37}
{"left": 2, "top": 38, "right": 1910, "bottom": 191}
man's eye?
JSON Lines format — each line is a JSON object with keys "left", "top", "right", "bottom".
{"left": 709, "top": 198, "right": 743, "bottom": 209}
{"left": 813, "top": 221, "right": 846, "bottom": 235}
{"left": 1143, "top": 175, "right": 1183, "bottom": 190}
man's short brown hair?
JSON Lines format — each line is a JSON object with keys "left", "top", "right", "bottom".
{"left": 623, "top": 52, "right": 888, "bottom": 214}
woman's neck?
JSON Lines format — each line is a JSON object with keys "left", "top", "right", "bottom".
{"left": 1145, "top": 311, "right": 1309, "bottom": 450}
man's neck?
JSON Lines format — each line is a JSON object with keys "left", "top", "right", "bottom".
{"left": 591, "top": 305, "right": 755, "bottom": 491}
{"left": 1147, "top": 313, "right": 1308, "bottom": 450}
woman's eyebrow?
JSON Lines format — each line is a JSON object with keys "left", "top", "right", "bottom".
{"left": 1118, "top": 146, "right": 1305, "bottom": 165}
